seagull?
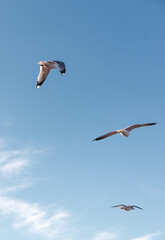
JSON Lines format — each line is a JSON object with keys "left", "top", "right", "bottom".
{"left": 112, "top": 204, "right": 143, "bottom": 211}
{"left": 93, "top": 122, "right": 157, "bottom": 141}
{"left": 36, "top": 60, "right": 66, "bottom": 88}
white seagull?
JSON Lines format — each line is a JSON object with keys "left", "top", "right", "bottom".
{"left": 93, "top": 122, "right": 157, "bottom": 141}
{"left": 112, "top": 204, "right": 143, "bottom": 211}
{"left": 36, "top": 60, "right": 66, "bottom": 88}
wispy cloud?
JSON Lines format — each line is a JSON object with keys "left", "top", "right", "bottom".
{"left": 93, "top": 231, "right": 162, "bottom": 240}
{"left": 0, "top": 196, "right": 72, "bottom": 240}
{"left": 0, "top": 158, "right": 28, "bottom": 176}
{"left": 0, "top": 148, "right": 27, "bottom": 164}
{"left": 0, "top": 144, "right": 36, "bottom": 198}
{"left": 93, "top": 231, "right": 118, "bottom": 240}
{"left": 131, "top": 232, "right": 162, "bottom": 240}
{"left": 0, "top": 144, "right": 45, "bottom": 177}
{"left": 0, "top": 181, "right": 32, "bottom": 194}
{"left": 0, "top": 139, "right": 73, "bottom": 240}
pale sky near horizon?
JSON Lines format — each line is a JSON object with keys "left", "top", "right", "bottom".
{"left": 0, "top": 1, "right": 164, "bottom": 240}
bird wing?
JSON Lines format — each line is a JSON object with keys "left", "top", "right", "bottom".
{"left": 93, "top": 130, "right": 118, "bottom": 141}
{"left": 125, "top": 122, "right": 157, "bottom": 132}
{"left": 36, "top": 65, "right": 50, "bottom": 88}
{"left": 55, "top": 61, "right": 66, "bottom": 74}
{"left": 112, "top": 204, "right": 126, "bottom": 208}
{"left": 48, "top": 60, "right": 66, "bottom": 74}
{"left": 132, "top": 205, "right": 143, "bottom": 210}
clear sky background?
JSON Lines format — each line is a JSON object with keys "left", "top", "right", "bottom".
{"left": 0, "top": 0, "right": 164, "bottom": 240}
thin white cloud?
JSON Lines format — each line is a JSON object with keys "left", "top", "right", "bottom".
{"left": 0, "top": 149, "right": 26, "bottom": 164}
{"left": 0, "top": 145, "right": 44, "bottom": 177}
{"left": 131, "top": 232, "right": 162, "bottom": 240}
{"left": 0, "top": 146, "right": 35, "bottom": 198}
{"left": 0, "top": 139, "right": 74, "bottom": 240}
{"left": 0, "top": 181, "right": 32, "bottom": 194}
{"left": 0, "top": 158, "right": 28, "bottom": 176}
{"left": 94, "top": 231, "right": 118, "bottom": 240}
{"left": 0, "top": 196, "right": 72, "bottom": 240}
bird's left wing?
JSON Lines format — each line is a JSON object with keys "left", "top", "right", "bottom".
{"left": 125, "top": 123, "right": 157, "bottom": 132}
{"left": 36, "top": 65, "right": 50, "bottom": 88}
{"left": 112, "top": 204, "right": 126, "bottom": 208}
{"left": 93, "top": 130, "right": 118, "bottom": 141}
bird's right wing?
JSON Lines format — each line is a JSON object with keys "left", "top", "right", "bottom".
{"left": 36, "top": 66, "right": 50, "bottom": 88}
{"left": 56, "top": 61, "right": 66, "bottom": 74}
{"left": 125, "top": 123, "right": 157, "bottom": 132}
{"left": 132, "top": 205, "right": 143, "bottom": 210}
{"left": 93, "top": 130, "right": 118, "bottom": 141}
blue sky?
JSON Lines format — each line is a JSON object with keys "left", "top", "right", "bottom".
{"left": 0, "top": 0, "right": 164, "bottom": 240}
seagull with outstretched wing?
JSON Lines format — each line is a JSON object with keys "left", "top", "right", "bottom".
{"left": 36, "top": 60, "right": 66, "bottom": 88}
{"left": 112, "top": 204, "right": 143, "bottom": 211}
{"left": 93, "top": 122, "right": 158, "bottom": 141}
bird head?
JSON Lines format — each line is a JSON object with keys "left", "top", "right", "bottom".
{"left": 37, "top": 61, "right": 44, "bottom": 65}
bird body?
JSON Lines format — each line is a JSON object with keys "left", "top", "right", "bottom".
{"left": 119, "top": 129, "right": 130, "bottom": 137}
{"left": 36, "top": 60, "right": 66, "bottom": 88}
{"left": 112, "top": 204, "right": 143, "bottom": 211}
{"left": 93, "top": 122, "right": 157, "bottom": 141}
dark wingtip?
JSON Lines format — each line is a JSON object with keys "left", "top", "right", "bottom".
{"left": 60, "top": 69, "right": 66, "bottom": 75}
{"left": 149, "top": 122, "right": 158, "bottom": 126}
{"left": 146, "top": 122, "right": 158, "bottom": 126}
{"left": 152, "top": 122, "right": 158, "bottom": 125}
{"left": 93, "top": 137, "right": 102, "bottom": 141}
{"left": 138, "top": 208, "right": 143, "bottom": 210}
{"left": 93, "top": 138, "right": 100, "bottom": 141}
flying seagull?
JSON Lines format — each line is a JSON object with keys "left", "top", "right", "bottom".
{"left": 93, "top": 122, "right": 157, "bottom": 141}
{"left": 112, "top": 204, "right": 143, "bottom": 211}
{"left": 36, "top": 60, "right": 66, "bottom": 88}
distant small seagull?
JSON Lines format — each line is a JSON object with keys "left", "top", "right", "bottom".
{"left": 112, "top": 204, "right": 143, "bottom": 211}
{"left": 36, "top": 60, "right": 66, "bottom": 88}
{"left": 93, "top": 122, "right": 157, "bottom": 141}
